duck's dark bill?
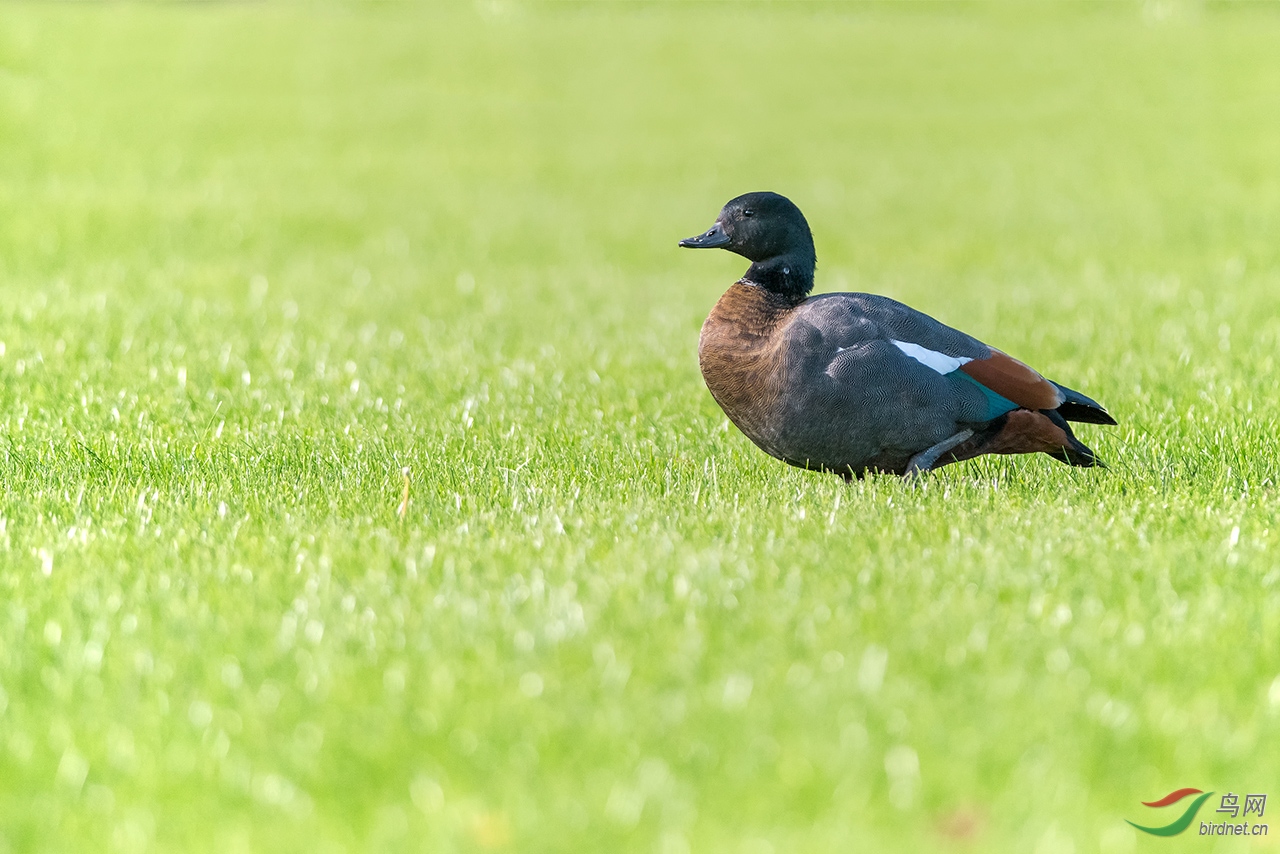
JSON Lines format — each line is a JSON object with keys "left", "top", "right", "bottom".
{"left": 679, "top": 223, "right": 730, "bottom": 249}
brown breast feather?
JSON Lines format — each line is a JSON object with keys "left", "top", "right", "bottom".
{"left": 698, "top": 283, "right": 794, "bottom": 440}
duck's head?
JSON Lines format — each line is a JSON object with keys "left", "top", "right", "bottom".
{"left": 679, "top": 191, "right": 816, "bottom": 300}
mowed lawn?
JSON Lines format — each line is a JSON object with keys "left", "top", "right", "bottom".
{"left": 2, "top": 2, "right": 1280, "bottom": 851}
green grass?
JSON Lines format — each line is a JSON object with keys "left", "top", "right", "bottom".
{"left": 2, "top": 1, "right": 1280, "bottom": 851}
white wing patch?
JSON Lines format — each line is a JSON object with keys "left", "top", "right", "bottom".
{"left": 891, "top": 339, "right": 973, "bottom": 375}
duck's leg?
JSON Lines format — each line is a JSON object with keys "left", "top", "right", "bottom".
{"left": 904, "top": 429, "right": 974, "bottom": 478}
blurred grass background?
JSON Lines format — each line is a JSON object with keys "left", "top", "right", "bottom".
{"left": 2, "top": 1, "right": 1280, "bottom": 851}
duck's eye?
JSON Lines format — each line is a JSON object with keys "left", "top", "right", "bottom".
{"left": 742, "top": 209, "right": 754, "bottom": 217}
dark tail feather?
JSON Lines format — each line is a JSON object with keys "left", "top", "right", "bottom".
{"left": 1041, "top": 409, "right": 1105, "bottom": 467}
{"left": 1051, "top": 381, "right": 1117, "bottom": 425}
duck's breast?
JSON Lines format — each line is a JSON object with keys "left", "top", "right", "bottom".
{"left": 697, "top": 284, "right": 798, "bottom": 453}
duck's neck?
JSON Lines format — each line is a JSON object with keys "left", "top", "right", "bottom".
{"left": 743, "top": 251, "right": 815, "bottom": 303}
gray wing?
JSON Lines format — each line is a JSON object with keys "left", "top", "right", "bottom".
{"left": 783, "top": 293, "right": 1003, "bottom": 447}
{"left": 793, "top": 292, "right": 993, "bottom": 360}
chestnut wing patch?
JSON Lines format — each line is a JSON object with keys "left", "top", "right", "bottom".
{"left": 890, "top": 339, "right": 1066, "bottom": 420}
{"left": 888, "top": 339, "right": 1018, "bottom": 421}
{"left": 958, "top": 350, "right": 1065, "bottom": 411}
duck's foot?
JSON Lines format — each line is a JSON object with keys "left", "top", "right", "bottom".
{"left": 904, "top": 429, "right": 974, "bottom": 480}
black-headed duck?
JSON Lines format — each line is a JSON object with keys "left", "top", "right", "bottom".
{"left": 680, "top": 191, "right": 1116, "bottom": 479}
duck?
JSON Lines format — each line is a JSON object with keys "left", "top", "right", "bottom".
{"left": 679, "top": 191, "right": 1117, "bottom": 479}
